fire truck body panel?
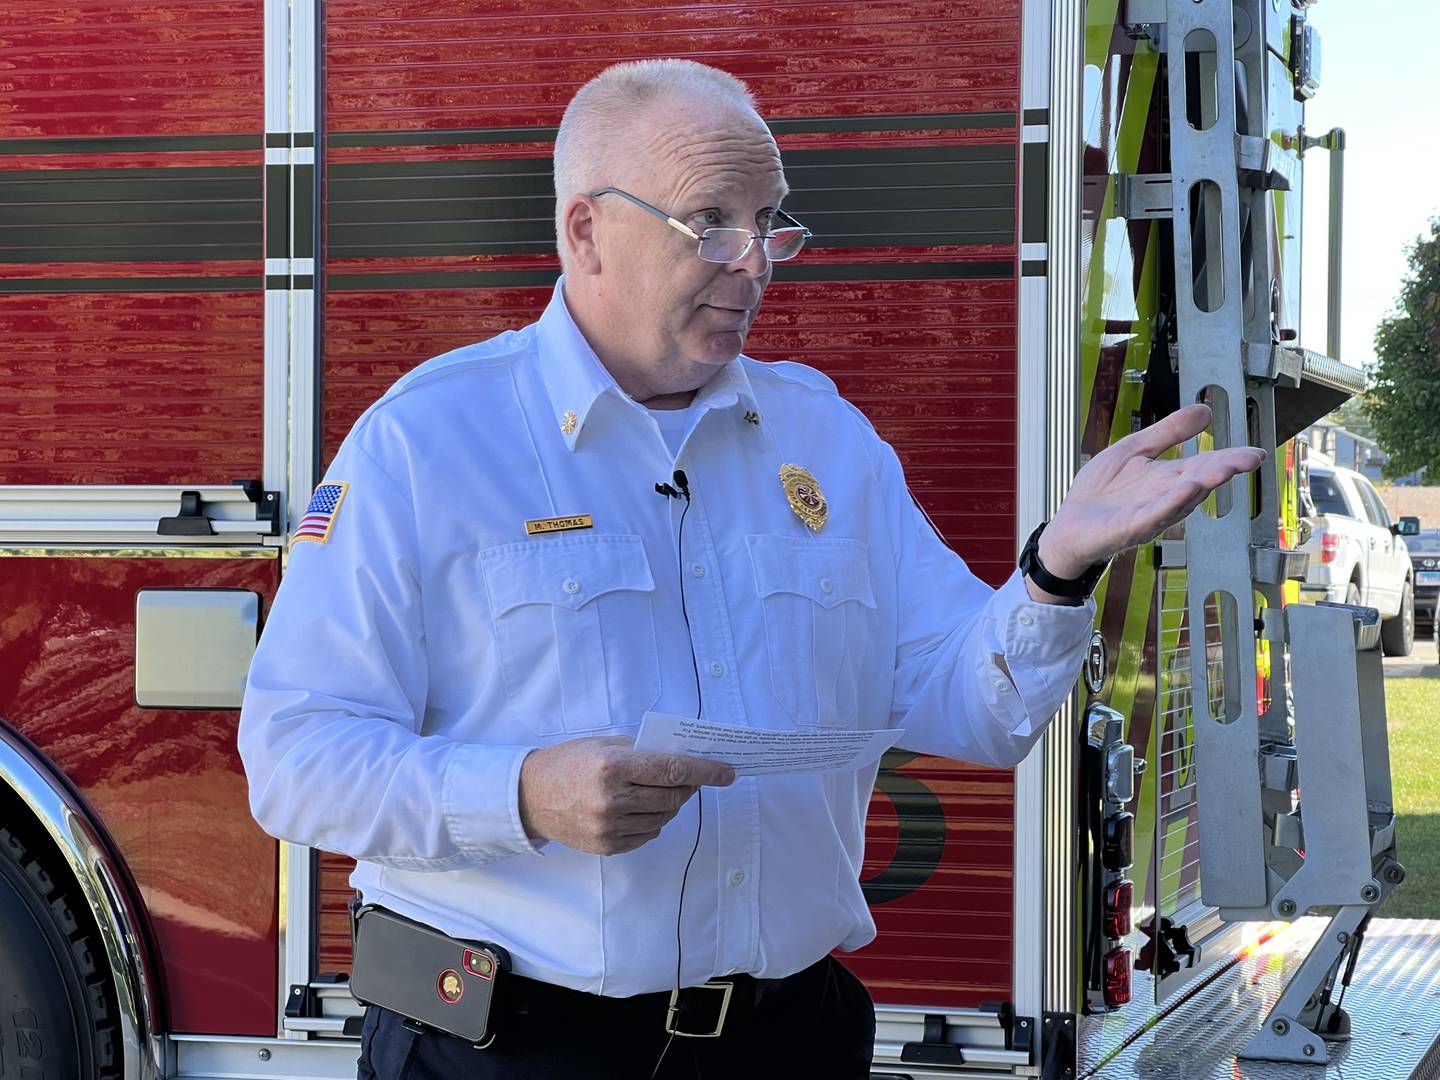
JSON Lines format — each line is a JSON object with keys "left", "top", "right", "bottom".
{"left": 311, "top": 0, "right": 1038, "bottom": 1022}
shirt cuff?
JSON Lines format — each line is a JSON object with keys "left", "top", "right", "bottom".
{"left": 984, "top": 569, "right": 1097, "bottom": 737}
{"left": 442, "top": 743, "right": 548, "bottom": 862}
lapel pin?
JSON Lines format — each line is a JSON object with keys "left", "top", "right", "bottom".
{"left": 744, "top": 410, "right": 760, "bottom": 426}
{"left": 780, "top": 464, "right": 828, "bottom": 532}
{"left": 560, "top": 410, "right": 578, "bottom": 435}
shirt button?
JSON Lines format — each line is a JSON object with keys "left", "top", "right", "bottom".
{"left": 690, "top": 562, "right": 706, "bottom": 578}
{"left": 729, "top": 868, "right": 745, "bottom": 887}
{"left": 1018, "top": 612, "right": 1034, "bottom": 627}
{"left": 708, "top": 661, "right": 725, "bottom": 678}
{"left": 819, "top": 577, "right": 834, "bottom": 594}
{"left": 563, "top": 579, "right": 581, "bottom": 595}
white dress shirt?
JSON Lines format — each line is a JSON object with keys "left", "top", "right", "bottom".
{"left": 238, "top": 280, "right": 1095, "bottom": 997}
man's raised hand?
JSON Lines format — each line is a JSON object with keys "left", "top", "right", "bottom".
{"left": 518, "top": 735, "right": 736, "bottom": 855}
{"left": 1037, "top": 403, "right": 1267, "bottom": 582}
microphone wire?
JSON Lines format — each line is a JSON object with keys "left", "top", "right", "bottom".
{"left": 651, "top": 473, "right": 703, "bottom": 1079}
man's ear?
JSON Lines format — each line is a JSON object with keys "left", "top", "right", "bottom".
{"left": 561, "top": 194, "right": 602, "bottom": 275}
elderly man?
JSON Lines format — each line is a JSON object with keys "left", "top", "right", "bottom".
{"left": 238, "top": 59, "right": 1263, "bottom": 1079}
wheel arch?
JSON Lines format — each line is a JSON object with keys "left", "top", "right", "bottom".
{"left": 0, "top": 716, "right": 166, "bottom": 1080}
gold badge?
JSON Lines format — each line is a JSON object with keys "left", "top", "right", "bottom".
{"left": 560, "top": 410, "right": 578, "bottom": 434}
{"left": 780, "top": 464, "right": 827, "bottom": 532}
{"left": 525, "top": 514, "right": 594, "bottom": 535}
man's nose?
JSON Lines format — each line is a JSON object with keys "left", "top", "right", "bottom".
{"left": 729, "top": 235, "right": 770, "bottom": 276}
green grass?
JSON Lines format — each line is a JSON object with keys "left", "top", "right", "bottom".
{"left": 1377, "top": 677, "right": 1440, "bottom": 919}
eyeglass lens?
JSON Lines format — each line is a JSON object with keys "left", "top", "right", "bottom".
{"left": 697, "top": 227, "right": 809, "bottom": 264}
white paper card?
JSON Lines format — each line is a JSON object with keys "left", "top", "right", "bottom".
{"left": 635, "top": 712, "right": 904, "bottom": 776}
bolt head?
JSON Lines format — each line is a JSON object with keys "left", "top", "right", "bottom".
{"left": 258, "top": 1047, "right": 271, "bottom": 1061}
{"left": 1274, "top": 1019, "right": 1290, "bottom": 1035}
{"left": 1278, "top": 899, "right": 1297, "bottom": 916}
{"left": 1303, "top": 1044, "right": 1315, "bottom": 1057}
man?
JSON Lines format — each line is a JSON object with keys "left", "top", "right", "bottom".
{"left": 238, "top": 59, "right": 1264, "bottom": 1078}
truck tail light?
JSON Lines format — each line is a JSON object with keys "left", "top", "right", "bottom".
{"left": 1102, "top": 812, "right": 1135, "bottom": 872}
{"left": 1103, "top": 947, "right": 1133, "bottom": 1007}
{"left": 1104, "top": 879, "right": 1133, "bottom": 938}
{"left": 1321, "top": 531, "right": 1339, "bottom": 564}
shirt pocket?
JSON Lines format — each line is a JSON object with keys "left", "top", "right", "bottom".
{"left": 481, "top": 533, "right": 661, "bottom": 736}
{"left": 746, "top": 534, "right": 877, "bottom": 728}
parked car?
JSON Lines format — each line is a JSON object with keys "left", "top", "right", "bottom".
{"left": 1410, "top": 530, "right": 1440, "bottom": 630}
{"left": 1298, "top": 462, "right": 1417, "bottom": 656}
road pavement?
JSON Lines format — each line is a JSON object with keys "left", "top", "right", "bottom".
{"left": 1384, "top": 627, "right": 1439, "bottom": 678}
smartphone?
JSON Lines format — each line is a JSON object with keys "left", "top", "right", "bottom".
{"left": 349, "top": 899, "right": 511, "bottom": 1047}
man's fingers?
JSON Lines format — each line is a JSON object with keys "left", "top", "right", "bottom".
{"left": 612, "top": 783, "right": 697, "bottom": 814}
{"left": 1119, "top": 402, "right": 1214, "bottom": 460}
{"left": 1178, "top": 447, "right": 1267, "bottom": 491}
{"left": 618, "top": 751, "right": 736, "bottom": 789}
{"left": 612, "top": 811, "right": 679, "bottom": 836}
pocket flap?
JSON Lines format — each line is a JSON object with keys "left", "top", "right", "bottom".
{"left": 746, "top": 534, "right": 876, "bottom": 610}
{"left": 481, "top": 534, "right": 655, "bottom": 617}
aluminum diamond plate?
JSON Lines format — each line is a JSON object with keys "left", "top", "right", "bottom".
{"left": 1084, "top": 918, "right": 1440, "bottom": 1079}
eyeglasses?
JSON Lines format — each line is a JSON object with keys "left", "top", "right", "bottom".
{"left": 588, "top": 187, "right": 812, "bottom": 264}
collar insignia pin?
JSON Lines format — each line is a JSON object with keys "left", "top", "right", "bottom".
{"left": 744, "top": 410, "right": 760, "bottom": 426}
{"left": 560, "top": 410, "right": 578, "bottom": 435}
{"left": 779, "top": 464, "right": 827, "bottom": 532}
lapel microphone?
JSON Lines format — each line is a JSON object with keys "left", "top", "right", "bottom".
{"left": 654, "top": 470, "right": 691, "bottom": 501}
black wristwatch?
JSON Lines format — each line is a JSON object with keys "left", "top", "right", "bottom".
{"left": 1018, "top": 520, "right": 1110, "bottom": 601}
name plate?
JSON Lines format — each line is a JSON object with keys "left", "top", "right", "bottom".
{"left": 525, "top": 514, "right": 594, "bottom": 535}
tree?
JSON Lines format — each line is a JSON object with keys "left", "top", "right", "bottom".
{"left": 1367, "top": 217, "right": 1440, "bottom": 480}
{"left": 1329, "top": 394, "right": 1376, "bottom": 441}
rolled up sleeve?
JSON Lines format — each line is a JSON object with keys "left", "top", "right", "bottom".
{"left": 238, "top": 423, "right": 542, "bottom": 868}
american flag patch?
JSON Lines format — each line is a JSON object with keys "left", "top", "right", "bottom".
{"left": 293, "top": 481, "right": 349, "bottom": 545}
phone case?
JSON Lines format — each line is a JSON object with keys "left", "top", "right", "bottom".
{"left": 349, "top": 900, "right": 511, "bottom": 1046}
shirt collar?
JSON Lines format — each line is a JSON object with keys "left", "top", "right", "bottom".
{"left": 535, "top": 278, "right": 762, "bottom": 451}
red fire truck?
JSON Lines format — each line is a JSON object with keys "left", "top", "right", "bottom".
{"left": 3, "top": 0, "right": 1437, "bottom": 1077}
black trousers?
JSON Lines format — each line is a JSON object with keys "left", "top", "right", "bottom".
{"left": 355, "top": 953, "right": 876, "bottom": 1079}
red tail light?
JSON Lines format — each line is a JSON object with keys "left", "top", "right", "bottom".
{"left": 1103, "top": 947, "right": 1132, "bottom": 1007}
{"left": 1104, "top": 879, "right": 1133, "bottom": 938}
{"left": 1321, "top": 531, "right": 1340, "bottom": 564}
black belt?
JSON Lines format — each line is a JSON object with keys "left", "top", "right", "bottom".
{"left": 495, "top": 958, "right": 824, "bottom": 1039}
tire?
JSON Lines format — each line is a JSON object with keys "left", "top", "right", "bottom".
{"left": 1382, "top": 580, "right": 1416, "bottom": 657}
{"left": 0, "top": 818, "right": 122, "bottom": 1080}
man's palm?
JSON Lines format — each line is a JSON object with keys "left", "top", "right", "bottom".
{"left": 1041, "top": 403, "right": 1267, "bottom": 577}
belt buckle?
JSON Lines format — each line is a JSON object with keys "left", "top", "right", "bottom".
{"left": 665, "top": 981, "right": 734, "bottom": 1038}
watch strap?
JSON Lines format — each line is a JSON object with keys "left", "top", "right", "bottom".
{"left": 1019, "top": 521, "right": 1109, "bottom": 600}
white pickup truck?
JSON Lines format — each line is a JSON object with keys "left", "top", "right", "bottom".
{"left": 1300, "top": 460, "right": 1418, "bottom": 655}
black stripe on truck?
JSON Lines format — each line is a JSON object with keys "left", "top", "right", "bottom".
{"left": 0, "top": 134, "right": 263, "bottom": 155}
{"left": 325, "top": 144, "right": 1016, "bottom": 260}
{"left": 0, "top": 166, "right": 262, "bottom": 265}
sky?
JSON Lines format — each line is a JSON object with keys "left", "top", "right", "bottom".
{"left": 1298, "top": 0, "right": 1440, "bottom": 369}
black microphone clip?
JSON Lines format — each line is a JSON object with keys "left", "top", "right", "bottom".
{"left": 655, "top": 470, "right": 691, "bottom": 501}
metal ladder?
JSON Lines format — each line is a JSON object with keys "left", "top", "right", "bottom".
{"left": 1126, "top": 0, "right": 1403, "bottom": 1064}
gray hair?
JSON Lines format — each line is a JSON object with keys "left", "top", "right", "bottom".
{"left": 552, "top": 59, "right": 759, "bottom": 268}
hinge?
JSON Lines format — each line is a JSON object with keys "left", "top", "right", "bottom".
{"left": 1113, "top": 173, "right": 1173, "bottom": 219}
{"left": 900, "top": 1013, "right": 965, "bottom": 1067}
{"left": 156, "top": 479, "right": 281, "bottom": 537}
{"left": 1040, "top": 1012, "right": 1077, "bottom": 1079}
{"left": 283, "top": 983, "right": 316, "bottom": 1020}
